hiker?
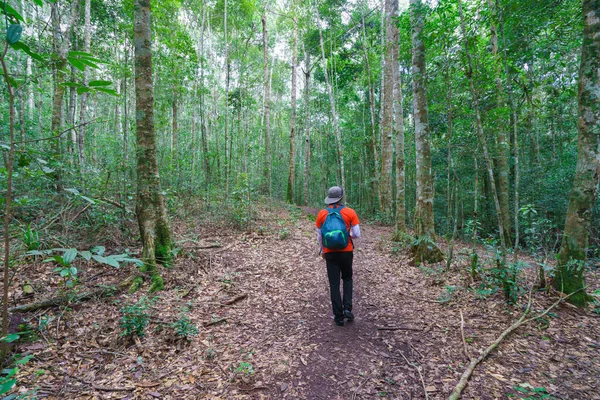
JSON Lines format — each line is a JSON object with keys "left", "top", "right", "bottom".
{"left": 316, "top": 186, "right": 361, "bottom": 327}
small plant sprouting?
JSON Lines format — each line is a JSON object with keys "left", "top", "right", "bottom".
{"left": 120, "top": 296, "right": 157, "bottom": 338}
{"left": 235, "top": 362, "right": 254, "bottom": 375}
{"left": 171, "top": 315, "right": 199, "bottom": 340}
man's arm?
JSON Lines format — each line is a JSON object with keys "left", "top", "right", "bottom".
{"left": 350, "top": 225, "right": 361, "bottom": 238}
{"left": 316, "top": 228, "right": 324, "bottom": 253}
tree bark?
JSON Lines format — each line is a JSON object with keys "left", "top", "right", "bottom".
{"left": 410, "top": 0, "right": 434, "bottom": 238}
{"left": 380, "top": 0, "right": 398, "bottom": 215}
{"left": 78, "top": 0, "right": 91, "bottom": 169}
{"left": 133, "top": 0, "right": 173, "bottom": 292}
{"left": 554, "top": 0, "right": 599, "bottom": 307}
{"left": 487, "top": 0, "right": 511, "bottom": 246}
{"left": 287, "top": 19, "right": 298, "bottom": 203}
{"left": 458, "top": 0, "right": 507, "bottom": 252}
{"left": 261, "top": 12, "right": 272, "bottom": 196}
{"left": 361, "top": 8, "right": 380, "bottom": 211}
{"left": 303, "top": 46, "right": 311, "bottom": 206}
{"left": 316, "top": 5, "right": 346, "bottom": 190}
{"left": 392, "top": 5, "right": 406, "bottom": 232}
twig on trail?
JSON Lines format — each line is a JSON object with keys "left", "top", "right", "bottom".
{"left": 352, "top": 375, "right": 370, "bottom": 400}
{"left": 398, "top": 351, "right": 429, "bottom": 400}
{"left": 57, "top": 367, "right": 135, "bottom": 392}
{"left": 204, "top": 318, "right": 227, "bottom": 327}
{"left": 222, "top": 294, "right": 247, "bottom": 305}
{"left": 460, "top": 309, "right": 470, "bottom": 360}
{"left": 448, "top": 288, "right": 584, "bottom": 400}
{"left": 377, "top": 326, "right": 423, "bottom": 331}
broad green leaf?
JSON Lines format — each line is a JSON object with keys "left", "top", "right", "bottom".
{"left": 94, "top": 87, "right": 118, "bottom": 96}
{"left": 88, "top": 80, "right": 112, "bottom": 87}
{"left": 6, "top": 24, "right": 23, "bottom": 45}
{"left": 79, "top": 196, "right": 95, "bottom": 204}
{"left": 0, "top": 334, "right": 20, "bottom": 343}
{"left": 0, "top": 379, "right": 16, "bottom": 395}
{"left": 33, "top": 0, "right": 43, "bottom": 5}
{"left": 10, "top": 42, "right": 45, "bottom": 62}
{"left": 60, "top": 82, "right": 84, "bottom": 88}
{"left": 62, "top": 248, "right": 77, "bottom": 264}
{"left": 91, "top": 246, "right": 105, "bottom": 255}
{"left": 15, "top": 355, "right": 33, "bottom": 365}
{"left": 92, "top": 254, "right": 119, "bottom": 267}
{"left": 67, "top": 57, "right": 86, "bottom": 72}
{"left": 25, "top": 249, "right": 51, "bottom": 256}
{"left": 60, "top": 269, "right": 70, "bottom": 277}
{"left": 79, "top": 250, "right": 92, "bottom": 261}
{"left": 77, "top": 87, "right": 91, "bottom": 95}
{"left": 69, "top": 266, "right": 78, "bottom": 276}
{"left": 0, "top": 2, "right": 24, "bottom": 22}
{"left": 68, "top": 50, "right": 94, "bottom": 58}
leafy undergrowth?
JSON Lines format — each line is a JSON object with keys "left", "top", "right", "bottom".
{"left": 5, "top": 200, "right": 600, "bottom": 399}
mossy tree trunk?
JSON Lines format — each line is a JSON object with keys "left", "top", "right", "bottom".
{"left": 553, "top": 0, "right": 600, "bottom": 307}
{"left": 133, "top": 0, "right": 173, "bottom": 293}
{"left": 380, "top": 0, "right": 398, "bottom": 215}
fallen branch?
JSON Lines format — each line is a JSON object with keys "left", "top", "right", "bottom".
{"left": 376, "top": 326, "right": 423, "bottom": 331}
{"left": 448, "top": 289, "right": 582, "bottom": 399}
{"left": 9, "top": 278, "right": 133, "bottom": 313}
{"left": 398, "top": 351, "right": 429, "bottom": 400}
{"left": 459, "top": 309, "right": 470, "bottom": 360}
{"left": 204, "top": 318, "right": 227, "bottom": 327}
{"left": 92, "top": 384, "right": 135, "bottom": 392}
{"left": 222, "top": 294, "right": 247, "bottom": 306}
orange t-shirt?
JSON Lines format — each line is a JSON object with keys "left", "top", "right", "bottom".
{"left": 316, "top": 205, "right": 360, "bottom": 253}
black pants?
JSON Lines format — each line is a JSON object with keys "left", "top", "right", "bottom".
{"left": 325, "top": 251, "right": 353, "bottom": 321}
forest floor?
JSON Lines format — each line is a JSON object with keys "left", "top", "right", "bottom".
{"left": 9, "top": 201, "right": 600, "bottom": 399}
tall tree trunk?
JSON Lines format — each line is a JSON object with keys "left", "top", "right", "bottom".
{"left": 394, "top": 56, "right": 406, "bottom": 232}
{"left": 78, "top": 0, "right": 91, "bottom": 169}
{"left": 458, "top": 0, "right": 507, "bottom": 252}
{"left": 488, "top": 0, "right": 511, "bottom": 246}
{"left": 133, "top": 0, "right": 173, "bottom": 292}
{"left": 223, "top": 0, "right": 230, "bottom": 192}
{"left": 361, "top": 10, "right": 380, "bottom": 211}
{"left": 261, "top": 12, "right": 272, "bottom": 196}
{"left": 303, "top": 46, "right": 311, "bottom": 206}
{"left": 554, "top": 0, "right": 599, "bottom": 307}
{"left": 410, "top": 0, "right": 435, "bottom": 238}
{"left": 380, "top": 0, "right": 398, "bottom": 214}
{"left": 123, "top": 48, "right": 129, "bottom": 177}
{"left": 316, "top": 6, "right": 345, "bottom": 189}
{"left": 287, "top": 19, "right": 298, "bottom": 203}
{"left": 51, "top": 1, "right": 78, "bottom": 189}
{"left": 199, "top": 2, "right": 210, "bottom": 184}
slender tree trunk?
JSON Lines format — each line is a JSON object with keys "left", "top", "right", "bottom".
{"left": 380, "top": 0, "right": 398, "bottom": 214}
{"left": 78, "top": 0, "right": 91, "bottom": 169}
{"left": 458, "top": 0, "right": 507, "bottom": 252}
{"left": 123, "top": 48, "right": 129, "bottom": 177}
{"left": 261, "top": 12, "right": 272, "bottom": 196}
{"left": 488, "top": 0, "right": 511, "bottom": 245}
{"left": 303, "top": 47, "right": 311, "bottom": 206}
{"left": 554, "top": 0, "right": 599, "bottom": 307}
{"left": 393, "top": 8, "right": 405, "bottom": 232}
{"left": 410, "top": 0, "right": 434, "bottom": 238}
{"left": 133, "top": 0, "right": 173, "bottom": 292}
{"left": 1, "top": 43, "right": 17, "bottom": 364}
{"left": 51, "top": 1, "right": 78, "bottom": 189}
{"left": 287, "top": 19, "right": 298, "bottom": 203}
{"left": 316, "top": 5, "right": 345, "bottom": 189}
{"left": 223, "top": 0, "right": 230, "bottom": 192}
{"left": 361, "top": 9, "right": 380, "bottom": 210}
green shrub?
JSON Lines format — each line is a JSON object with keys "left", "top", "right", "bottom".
{"left": 171, "top": 315, "right": 199, "bottom": 340}
{"left": 120, "top": 296, "right": 156, "bottom": 338}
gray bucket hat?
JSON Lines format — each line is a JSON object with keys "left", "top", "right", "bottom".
{"left": 325, "top": 186, "right": 344, "bottom": 204}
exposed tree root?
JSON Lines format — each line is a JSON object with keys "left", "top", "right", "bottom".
{"left": 9, "top": 277, "right": 134, "bottom": 313}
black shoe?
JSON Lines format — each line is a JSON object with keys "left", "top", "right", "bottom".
{"left": 344, "top": 310, "right": 355, "bottom": 321}
{"left": 334, "top": 318, "right": 344, "bottom": 326}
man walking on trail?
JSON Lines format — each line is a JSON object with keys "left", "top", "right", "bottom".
{"left": 316, "top": 186, "right": 361, "bottom": 327}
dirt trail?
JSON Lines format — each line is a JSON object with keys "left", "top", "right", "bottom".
{"left": 13, "top": 204, "right": 600, "bottom": 399}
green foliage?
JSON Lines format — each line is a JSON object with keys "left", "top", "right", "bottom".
{"left": 0, "top": 354, "right": 33, "bottom": 398}
{"left": 230, "top": 173, "right": 253, "bottom": 231}
{"left": 119, "top": 296, "right": 156, "bottom": 338}
{"left": 437, "top": 285, "right": 459, "bottom": 304}
{"left": 21, "top": 224, "right": 40, "bottom": 251}
{"left": 235, "top": 362, "right": 254, "bottom": 375}
{"left": 171, "top": 315, "right": 198, "bottom": 340}
{"left": 512, "top": 383, "right": 554, "bottom": 399}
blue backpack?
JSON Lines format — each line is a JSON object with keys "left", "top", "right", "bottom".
{"left": 321, "top": 206, "right": 350, "bottom": 250}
